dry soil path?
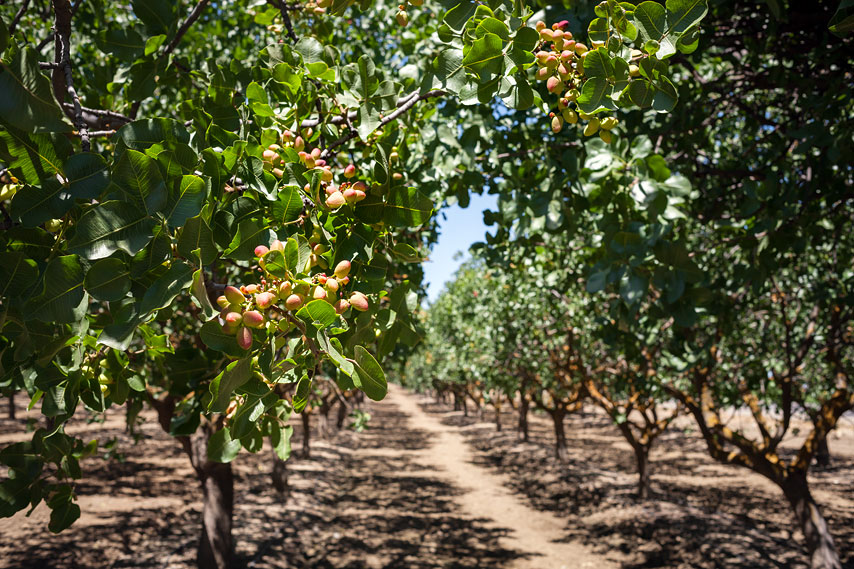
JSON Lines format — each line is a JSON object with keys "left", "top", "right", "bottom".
{"left": 379, "top": 384, "right": 620, "bottom": 569}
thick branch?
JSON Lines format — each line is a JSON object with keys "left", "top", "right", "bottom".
{"left": 51, "top": 0, "right": 88, "bottom": 151}
{"left": 268, "top": 0, "right": 298, "bottom": 43}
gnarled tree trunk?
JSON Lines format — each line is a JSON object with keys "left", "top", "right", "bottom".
{"left": 815, "top": 437, "right": 831, "bottom": 468}
{"left": 782, "top": 472, "right": 841, "bottom": 569}
{"left": 632, "top": 443, "right": 651, "bottom": 499}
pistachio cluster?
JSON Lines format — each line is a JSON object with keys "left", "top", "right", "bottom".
{"left": 216, "top": 244, "right": 369, "bottom": 350}
{"left": 534, "top": 20, "right": 624, "bottom": 143}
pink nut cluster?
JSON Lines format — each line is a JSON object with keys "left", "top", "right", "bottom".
{"left": 216, "top": 242, "right": 370, "bottom": 350}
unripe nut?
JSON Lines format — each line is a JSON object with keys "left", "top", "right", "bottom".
{"left": 225, "top": 286, "right": 245, "bottom": 305}
{"left": 255, "top": 292, "right": 276, "bottom": 309}
{"left": 237, "top": 326, "right": 253, "bottom": 350}
{"left": 254, "top": 245, "right": 269, "bottom": 257}
{"left": 334, "top": 260, "right": 351, "bottom": 278}
{"left": 243, "top": 310, "right": 265, "bottom": 328}
{"left": 349, "top": 292, "right": 369, "bottom": 312}
{"left": 285, "top": 294, "right": 304, "bottom": 311}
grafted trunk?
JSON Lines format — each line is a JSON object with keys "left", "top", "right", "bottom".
{"left": 632, "top": 443, "right": 651, "bottom": 499}
{"left": 197, "top": 461, "right": 234, "bottom": 569}
{"left": 518, "top": 395, "right": 529, "bottom": 442}
{"left": 815, "top": 437, "right": 831, "bottom": 468}
{"left": 301, "top": 412, "right": 311, "bottom": 458}
{"left": 782, "top": 472, "right": 841, "bottom": 569}
{"left": 549, "top": 409, "right": 567, "bottom": 461}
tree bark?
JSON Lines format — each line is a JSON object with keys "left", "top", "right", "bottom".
{"left": 550, "top": 409, "right": 568, "bottom": 461}
{"left": 494, "top": 402, "right": 502, "bottom": 432}
{"left": 633, "top": 443, "right": 651, "bottom": 499}
{"left": 301, "top": 411, "right": 311, "bottom": 458}
{"left": 8, "top": 394, "right": 14, "bottom": 420}
{"left": 782, "top": 472, "right": 842, "bottom": 569}
{"left": 815, "top": 437, "right": 831, "bottom": 468}
{"left": 271, "top": 451, "right": 289, "bottom": 499}
{"left": 518, "top": 394, "right": 529, "bottom": 442}
{"left": 197, "top": 461, "right": 234, "bottom": 569}
{"left": 336, "top": 399, "right": 348, "bottom": 430}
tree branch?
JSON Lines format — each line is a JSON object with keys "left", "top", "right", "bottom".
{"left": 8, "top": 0, "right": 30, "bottom": 35}
{"left": 50, "top": 0, "right": 88, "bottom": 151}
{"left": 268, "top": 0, "right": 298, "bottom": 43}
{"left": 320, "top": 90, "right": 444, "bottom": 158}
{"left": 161, "top": 0, "right": 211, "bottom": 58}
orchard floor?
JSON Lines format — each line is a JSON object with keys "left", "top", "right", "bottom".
{"left": 0, "top": 385, "right": 850, "bottom": 569}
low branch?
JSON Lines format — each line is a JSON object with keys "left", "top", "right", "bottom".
{"left": 321, "top": 90, "right": 444, "bottom": 158}
{"left": 52, "top": 0, "right": 89, "bottom": 151}
{"left": 62, "top": 102, "right": 131, "bottom": 124}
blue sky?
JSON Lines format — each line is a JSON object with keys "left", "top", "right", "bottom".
{"left": 423, "top": 193, "right": 498, "bottom": 303}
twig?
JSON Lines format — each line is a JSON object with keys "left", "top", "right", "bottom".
{"left": 320, "top": 90, "right": 444, "bottom": 158}
{"left": 62, "top": 103, "right": 131, "bottom": 124}
{"left": 268, "top": 0, "right": 298, "bottom": 43}
{"left": 9, "top": 0, "right": 30, "bottom": 35}
{"left": 161, "top": 0, "right": 211, "bottom": 57}
{"left": 81, "top": 129, "right": 116, "bottom": 137}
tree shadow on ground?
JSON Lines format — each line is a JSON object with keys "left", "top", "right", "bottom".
{"left": 417, "top": 398, "right": 854, "bottom": 569}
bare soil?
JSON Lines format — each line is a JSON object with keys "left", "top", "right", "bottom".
{"left": 0, "top": 387, "right": 851, "bottom": 569}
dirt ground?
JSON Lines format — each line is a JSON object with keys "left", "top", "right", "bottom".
{"left": 0, "top": 386, "right": 851, "bottom": 569}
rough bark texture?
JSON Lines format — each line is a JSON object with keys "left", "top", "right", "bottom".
{"left": 550, "top": 409, "right": 567, "bottom": 461}
{"left": 301, "top": 411, "right": 311, "bottom": 458}
{"left": 815, "top": 437, "right": 831, "bottom": 468}
{"left": 782, "top": 473, "right": 841, "bottom": 569}
{"left": 633, "top": 444, "right": 651, "bottom": 499}
{"left": 197, "top": 461, "right": 234, "bottom": 569}
{"left": 336, "top": 399, "right": 348, "bottom": 430}
{"left": 518, "top": 395, "right": 529, "bottom": 442}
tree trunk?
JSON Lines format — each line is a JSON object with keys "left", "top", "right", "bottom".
{"left": 453, "top": 392, "right": 462, "bottom": 411}
{"left": 550, "top": 409, "right": 567, "bottom": 461}
{"left": 271, "top": 451, "right": 289, "bottom": 500}
{"left": 815, "top": 437, "right": 831, "bottom": 468}
{"left": 8, "top": 394, "right": 14, "bottom": 420}
{"left": 494, "top": 402, "right": 502, "bottom": 432}
{"left": 336, "top": 399, "right": 348, "bottom": 430}
{"left": 782, "top": 472, "right": 842, "bottom": 569}
{"left": 633, "top": 443, "right": 651, "bottom": 499}
{"left": 301, "top": 412, "right": 311, "bottom": 458}
{"left": 518, "top": 395, "right": 529, "bottom": 442}
{"left": 197, "top": 461, "right": 234, "bottom": 569}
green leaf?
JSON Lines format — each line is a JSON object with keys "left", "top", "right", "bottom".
{"left": 512, "top": 26, "right": 539, "bottom": 52}
{"left": 24, "top": 255, "right": 85, "bottom": 323}
{"left": 224, "top": 218, "right": 275, "bottom": 261}
{"left": 190, "top": 265, "right": 218, "bottom": 320}
{"left": 200, "top": 319, "right": 247, "bottom": 358}
{"left": 292, "top": 373, "right": 310, "bottom": 413}
{"left": 138, "top": 260, "right": 194, "bottom": 314}
{"left": 209, "top": 358, "right": 252, "bottom": 413}
{"left": 65, "top": 153, "right": 110, "bottom": 199}
{"left": 665, "top": 0, "right": 709, "bottom": 35}
{"left": 67, "top": 201, "right": 156, "bottom": 260}
{"left": 270, "top": 424, "right": 293, "bottom": 461}
{"left": 112, "top": 149, "right": 167, "bottom": 215}
{"left": 271, "top": 185, "right": 303, "bottom": 224}
{"left": 384, "top": 187, "right": 433, "bottom": 227}
{"left": 96, "top": 28, "right": 145, "bottom": 60}
{"left": 829, "top": 0, "right": 854, "bottom": 35}
{"left": 0, "top": 14, "right": 8, "bottom": 54}
{"left": 84, "top": 258, "right": 131, "bottom": 302}
{"left": 0, "top": 127, "right": 71, "bottom": 184}
{"left": 577, "top": 77, "right": 616, "bottom": 114}
{"left": 207, "top": 427, "right": 242, "bottom": 463}
{"left": 263, "top": 249, "right": 288, "bottom": 278}
{"left": 583, "top": 48, "right": 615, "bottom": 79}
{"left": 626, "top": 80, "right": 655, "bottom": 108}
{"left": 462, "top": 32, "right": 504, "bottom": 76}
{"left": 114, "top": 118, "right": 190, "bottom": 154}
{"left": 166, "top": 174, "right": 207, "bottom": 227}
{"left": 177, "top": 215, "right": 217, "bottom": 265}
{"left": 0, "top": 46, "right": 71, "bottom": 133}
{"left": 352, "top": 346, "right": 387, "bottom": 401}
{"left": 296, "top": 300, "right": 337, "bottom": 329}
{"left": 0, "top": 252, "right": 39, "bottom": 297}
{"left": 132, "top": 0, "right": 177, "bottom": 36}
{"left": 48, "top": 497, "right": 80, "bottom": 533}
